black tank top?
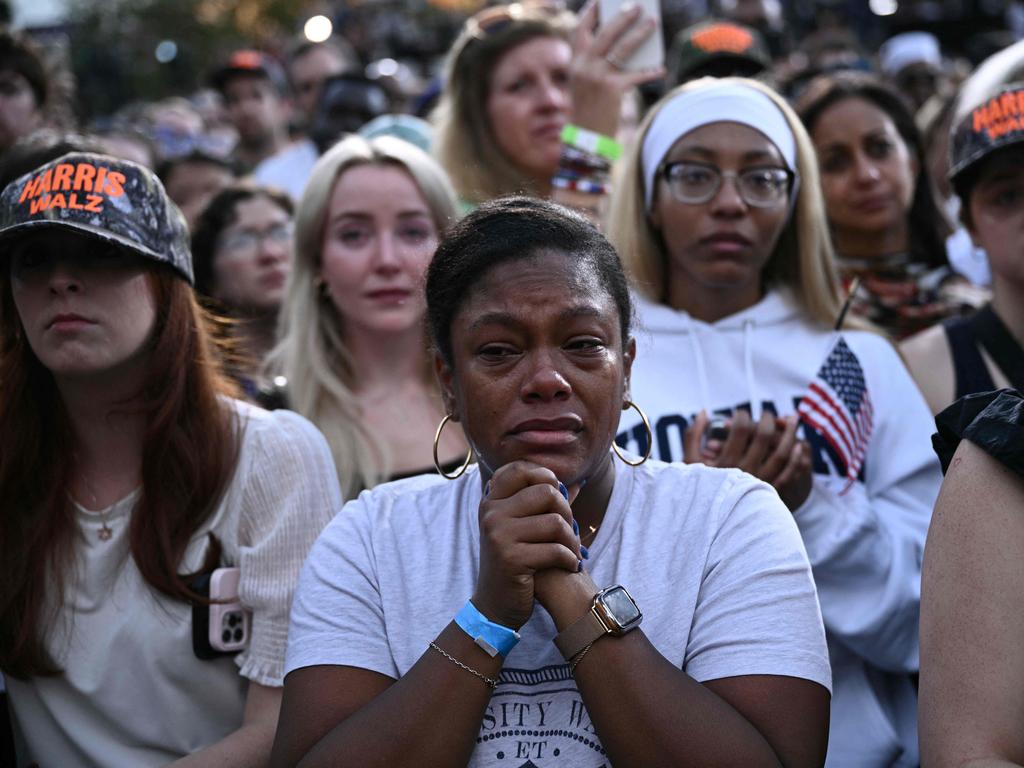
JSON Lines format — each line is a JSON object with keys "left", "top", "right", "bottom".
{"left": 942, "top": 305, "right": 1024, "bottom": 399}
{"left": 943, "top": 315, "right": 996, "bottom": 399}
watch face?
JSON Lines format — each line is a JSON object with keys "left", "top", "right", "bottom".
{"left": 602, "top": 586, "right": 641, "bottom": 626}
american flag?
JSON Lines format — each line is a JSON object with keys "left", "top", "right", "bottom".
{"left": 798, "top": 337, "right": 874, "bottom": 491}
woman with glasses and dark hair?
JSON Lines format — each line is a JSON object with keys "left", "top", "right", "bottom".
{"left": 796, "top": 71, "right": 982, "bottom": 340}
{"left": 606, "top": 77, "right": 942, "bottom": 765}
{"left": 190, "top": 182, "right": 294, "bottom": 397}
{"left": 432, "top": 0, "right": 659, "bottom": 207}
{"left": 271, "top": 195, "right": 832, "bottom": 767}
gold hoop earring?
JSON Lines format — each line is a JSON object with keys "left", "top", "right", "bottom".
{"left": 612, "top": 401, "right": 652, "bottom": 467}
{"left": 433, "top": 414, "right": 474, "bottom": 480}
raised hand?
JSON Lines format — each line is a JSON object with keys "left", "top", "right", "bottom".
{"left": 568, "top": 0, "right": 665, "bottom": 137}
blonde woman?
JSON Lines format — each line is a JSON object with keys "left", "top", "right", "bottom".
{"left": 432, "top": 1, "right": 659, "bottom": 207}
{"left": 266, "top": 135, "right": 467, "bottom": 497}
{"left": 605, "top": 77, "right": 943, "bottom": 766}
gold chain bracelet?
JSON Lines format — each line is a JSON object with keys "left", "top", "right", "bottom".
{"left": 569, "top": 641, "right": 596, "bottom": 675}
{"left": 429, "top": 641, "right": 499, "bottom": 689}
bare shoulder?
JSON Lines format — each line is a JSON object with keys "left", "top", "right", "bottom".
{"left": 899, "top": 323, "right": 948, "bottom": 368}
{"left": 935, "top": 439, "right": 1024, "bottom": 527}
{"left": 899, "top": 325, "right": 954, "bottom": 415}
{"left": 919, "top": 439, "right": 1024, "bottom": 766}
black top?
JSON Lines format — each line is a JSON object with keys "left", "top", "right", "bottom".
{"left": 933, "top": 389, "right": 1024, "bottom": 478}
{"left": 942, "top": 304, "right": 1024, "bottom": 401}
{"left": 942, "top": 315, "right": 997, "bottom": 400}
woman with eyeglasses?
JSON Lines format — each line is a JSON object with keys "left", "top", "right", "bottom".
{"left": 190, "top": 183, "right": 294, "bottom": 398}
{"left": 796, "top": 72, "right": 983, "bottom": 341}
{"left": 606, "top": 77, "right": 943, "bottom": 765}
{"left": 265, "top": 134, "right": 468, "bottom": 498}
{"left": 432, "top": 0, "right": 660, "bottom": 207}
{"left": 270, "top": 196, "right": 831, "bottom": 768}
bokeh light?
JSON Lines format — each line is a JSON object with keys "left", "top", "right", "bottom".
{"left": 304, "top": 15, "right": 333, "bottom": 43}
{"left": 155, "top": 40, "right": 178, "bottom": 63}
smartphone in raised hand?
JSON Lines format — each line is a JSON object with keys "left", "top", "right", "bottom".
{"left": 597, "top": 0, "right": 664, "bottom": 72}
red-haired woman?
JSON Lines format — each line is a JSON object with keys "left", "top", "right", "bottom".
{"left": 0, "top": 152, "right": 341, "bottom": 767}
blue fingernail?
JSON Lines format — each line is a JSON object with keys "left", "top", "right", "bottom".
{"left": 581, "top": 545, "right": 589, "bottom": 560}
{"left": 577, "top": 559, "right": 584, "bottom": 573}
{"left": 558, "top": 482, "right": 569, "bottom": 500}
{"left": 484, "top": 480, "right": 491, "bottom": 498}
{"left": 572, "top": 518, "right": 579, "bottom": 536}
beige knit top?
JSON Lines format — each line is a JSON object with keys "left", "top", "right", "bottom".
{"left": 7, "top": 399, "right": 343, "bottom": 767}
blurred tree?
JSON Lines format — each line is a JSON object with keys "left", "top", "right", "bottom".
{"left": 67, "top": 0, "right": 306, "bottom": 120}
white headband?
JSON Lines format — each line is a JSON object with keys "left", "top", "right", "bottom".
{"left": 641, "top": 82, "right": 799, "bottom": 210}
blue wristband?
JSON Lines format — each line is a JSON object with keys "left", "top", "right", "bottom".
{"left": 455, "top": 601, "right": 521, "bottom": 657}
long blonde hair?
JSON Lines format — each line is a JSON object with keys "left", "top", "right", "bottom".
{"left": 266, "top": 135, "right": 459, "bottom": 496}
{"left": 432, "top": 3, "right": 574, "bottom": 204}
{"left": 606, "top": 77, "right": 848, "bottom": 330}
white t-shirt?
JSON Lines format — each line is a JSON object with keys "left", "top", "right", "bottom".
{"left": 7, "top": 400, "right": 343, "bottom": 768}
{"left": 286, "top": 458, "right": 831, "bottom": 767}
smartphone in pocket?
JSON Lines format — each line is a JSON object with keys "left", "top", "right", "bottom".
{"left": 598, "top": 0, "right": 664, "bottom": 72}
{"left": 191, "top": 567, "right": 251, "bottom": 660}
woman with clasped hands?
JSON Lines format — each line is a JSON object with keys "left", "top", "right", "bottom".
{"left": 271, "top": 197, "right": 832, "bottom": 767}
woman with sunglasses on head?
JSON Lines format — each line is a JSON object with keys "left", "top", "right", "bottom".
{"left": 432, "top": 0, "right": 661, "bottom": 209}
{"left": 190, "top": 182, "right": 294, "bottom": 400}
{"left": 271, "top": 196, "right": 832, "bottom": 768}
{"left": 0, "top": 153, "right": 341, "bottom": 767}
{"left": 606, "top": 77, "right": 943, "bottom": 766}
{"left": 796, "top": 71, "right": 983, "bottom": 341}
{"left": 265, "top": 135, "right": 468, "bottom": 498}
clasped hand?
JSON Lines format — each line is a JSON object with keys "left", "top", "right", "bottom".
{"left": 684, "top": 410, "right": 814, "bottom": 511}
{"left": 472, "top": 462, "right": 585, "bottom": 630}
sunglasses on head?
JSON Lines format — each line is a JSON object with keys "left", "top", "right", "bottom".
{"left": 465, "top": 0, "right": 566, "bottom": 40}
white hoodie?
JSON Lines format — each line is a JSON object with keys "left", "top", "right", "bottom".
{"left": 619, "top": 289, "right": 942, "bottom": 767}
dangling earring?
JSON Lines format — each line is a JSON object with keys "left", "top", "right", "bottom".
{"left": 612, "top": 401, "right": 653, "bottom": 467}
{"left": 433, "top": 413, "right": 474, "bottom": 479}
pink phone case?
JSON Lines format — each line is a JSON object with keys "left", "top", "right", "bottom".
{"left": 208, "top": 567, "right": 251, "bottom": 653}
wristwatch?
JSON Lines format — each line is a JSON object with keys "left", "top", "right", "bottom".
{"left": 554, "top": 585, "right": 642, "bottom": 661}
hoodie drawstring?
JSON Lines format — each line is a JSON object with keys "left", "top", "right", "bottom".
{"left": 744, "top": 319, "right": 762, "bottom": 422}
{"left": 686, "top": 324, "right": 712, "bottom": 414}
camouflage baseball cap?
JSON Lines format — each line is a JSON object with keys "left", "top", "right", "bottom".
{"left": 950, "top": 84, "right": 1024, "bottom": 187}
{"left": 0, "top": 151, "right": 193, "bottom": 284}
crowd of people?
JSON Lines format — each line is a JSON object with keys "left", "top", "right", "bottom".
{"left": 1, "top": 1, "right": 1023, "bottom": 766}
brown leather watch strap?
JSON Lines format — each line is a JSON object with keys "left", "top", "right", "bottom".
{"left": 554, "top": 606, "right": 608, "bottom": 661}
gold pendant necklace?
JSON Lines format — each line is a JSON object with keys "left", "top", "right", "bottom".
{"left": 98, "top": 518, "right": 113, "bottom": 541}
{"left": 77, "top": 461, "right": 114, "bottom": 542}
{"left": 580, "top": 524, "right": 599, "bottom": 545}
